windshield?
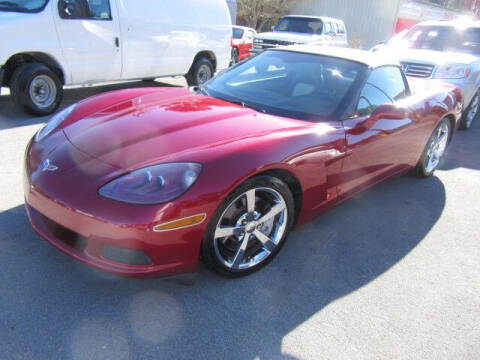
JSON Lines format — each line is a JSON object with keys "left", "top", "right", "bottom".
{"left": 0, "top": 0, "right": 48, "bottom": 12}
{"left": 403, "top": 25, "right": 480, "bottom": 55}
{"left": 205, "top": 50, "right": 365, "bottom": 121}
{"left": 276, "top": 17, "right": 323, "bottom": 35}
{"left": 232, "top": 28, "right": 244, "bottom": 39}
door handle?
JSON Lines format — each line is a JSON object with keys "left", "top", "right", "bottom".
{"left": 115, "top": 37, "right": 120, "bottom": 48}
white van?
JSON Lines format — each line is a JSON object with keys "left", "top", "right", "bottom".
{"left": 0, "top": 0, "right": 232, "bottom": 115}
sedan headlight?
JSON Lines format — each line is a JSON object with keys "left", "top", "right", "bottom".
{"left": 434, "top": 63, "right": 471, "bottom": 79}
{"left": 35, "top": 104, "right": 76, "bottom": 142}
{"left": 98, "top": 163, "right": 202, "bottom": 205}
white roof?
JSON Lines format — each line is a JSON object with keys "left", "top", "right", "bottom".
{"left": 276, "top": 45, "right": 400, "bottom": 68}
{"left": 283, "top": 15, "right": 344, "bottom": 24}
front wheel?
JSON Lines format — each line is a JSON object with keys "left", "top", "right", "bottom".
{"left": 202, "top": 176, "right": 295, "bottom": 277}
{"left": 10, "top": 63, "right": 63, "bottom": 116}
{"left": 415, "top": 118, "right": 451, "bottom": 178}
{"left": 185, "top": 57, "right": 214, "bottom": 86}
{"left": 460, "top": 90, "right": 479, "bottom": 130}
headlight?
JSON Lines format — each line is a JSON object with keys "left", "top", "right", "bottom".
{"left": 254, "top": 38, "right": 263, "bottom": 43}
{"left": 35, "top": 104, "right": 76, "bottom": 142}
{"left": 434, "top": 64, "right": 471, "bottom": 79}
{"left": 98, "top": 163, "right": 202, "bottom": 205}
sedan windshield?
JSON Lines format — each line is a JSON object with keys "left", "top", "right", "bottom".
{"left": 276, "top": 17, "right": 323, "bottom": 35}
{"left": 403, "top": 25, "right": 480, "bottom": 55}
{"left": 232, "top": 28, "right": 244, "bottom": 39}
{"left": 0, "top": 0, "right": 48, "bottom": 12}
{"left": 205, "top": 50, "right": 365, "bottom": 121}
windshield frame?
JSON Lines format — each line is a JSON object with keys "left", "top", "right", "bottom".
{"left": 0, "top": 0, "right": 49, "bottom": 13}
{"left": 204, "top": 49, "right": 368, "bottom": 122}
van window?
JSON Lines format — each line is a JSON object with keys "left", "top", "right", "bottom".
{"left": 58, "top": 0, "right": 112, "bottom": 20}
{"left": 324, "top": 22, "right": 331, "bottom": 34}
{"left": 338, "top": 23, "right": 345, "bottom": 34}
{"left": 332, "top": 22, "right": 339, "bottom": 34}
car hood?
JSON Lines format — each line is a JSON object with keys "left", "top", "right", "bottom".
{"left": 256, "top": 31, "right": 319, "bottom": 43}
{"left": 63, "top": 88, "right": 304, "bottom": 170}
{"left": 394, "top": 48, "right": 479, "bottom": 65}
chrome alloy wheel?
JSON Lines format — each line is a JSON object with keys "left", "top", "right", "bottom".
{"left": 465, "top": 93, "right": 479, "bottom": 128}
{"left": 196, "top": 64, "right": 212, "bottom": 85}
{"left": 213, "top": 187, "right": 288, "bottom": 270}
{"left": 425, "top": 121, "right": 449, "bottom": 173}
{"left": 29, "top": 75, "right": 57, "bottom": 109}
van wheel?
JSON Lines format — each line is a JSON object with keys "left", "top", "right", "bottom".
{"left": 185, "top": 57, "right": 214, "bottom": 86}
{"left": 10, "top": 63, "right": 63, "bottom": 116}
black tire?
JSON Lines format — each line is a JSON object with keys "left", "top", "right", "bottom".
{"left": 10, "top": 63, "right": 63, "bottom": 116}
{"left": 230, "top": 48, "right": 239, "bottom": 66}
{"left": 185, "top": 57, "right": 214, "bottom": 87}
{"left": 460, "top": 90, "right": 479, "bottom": 130}
{"left": 415, "top": 118, "right": 451, "bottom": 178}
{"left": 201, "top": 175, "right": 295, "bottom": 277}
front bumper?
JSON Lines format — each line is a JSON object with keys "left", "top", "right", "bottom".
{"left": 23, "top": 136, "right": 210, "bottom": 278}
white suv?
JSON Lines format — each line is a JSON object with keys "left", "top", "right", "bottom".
{"left": 0, "top": 0, "right": 231, "bottom": 116}
{"left": 251, "top": 15, "right": 348, "bottom": 54}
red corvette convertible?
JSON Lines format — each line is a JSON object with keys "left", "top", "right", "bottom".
{"left": 24, "top": 47, "right": 462, "bottom": 278}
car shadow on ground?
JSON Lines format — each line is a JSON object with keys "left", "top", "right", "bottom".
{"left": 0, "top": 79, "right": 180, "bottom": 131}
{"left": 0, "top": 174, "right": 446, "bottom": 359}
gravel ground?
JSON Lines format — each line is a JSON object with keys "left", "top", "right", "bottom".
{"left": 0, "top": 79, "right": 479, "bottom": 360}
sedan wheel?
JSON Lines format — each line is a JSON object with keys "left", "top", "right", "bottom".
{"left": 416, "top": 118, "right": 451, "bottom": 178}
{"left": 462, "top": 92, "right": 479, "bottom": 130}
{"left": 202, "top": 176, "right": 294, "bottom": 277}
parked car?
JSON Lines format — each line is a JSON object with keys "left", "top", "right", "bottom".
{"left": 24, "top": 46, "right": 462, "bottom": 278}
{"left": 370, "top": 29, "right": 409, "bottom": 52}
{"left": 0, "top": 0, "right": 231, "bottom": 116}
{"left": 377, "top": 20, "right": 480, "bottom": 130}
{"left": 251, "top": 15, "right": 347, "bottom": 54}
{"left": 231, "top": 26, "right": 256, "bottom": 65}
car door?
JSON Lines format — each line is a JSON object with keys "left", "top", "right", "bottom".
{"left": 338, "top": 66, "right": 414, "bottom": 197}
{"left": 240, "top": 30, "right": 255, "bottom": 59}
{"left": 53, "top": 0, "right": 122, "bottom": 84}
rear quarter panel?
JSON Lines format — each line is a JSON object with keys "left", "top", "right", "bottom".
{"left": 405, "top": 78, "right": 462, "bottom": 163}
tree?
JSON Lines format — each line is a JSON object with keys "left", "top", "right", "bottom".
{"left": 237, "top": 0, "right": 297, "bottom": 32}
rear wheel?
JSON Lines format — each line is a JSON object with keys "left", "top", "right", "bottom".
{"left": 460, "top": 90, "right": 479, "bottom": 130}
{"left": 10, "top": 63, "right": 63, "bottom": 116}
{"left": 230, "top": 48, "right": 239, "bottom": 66}
{"left": 415, "top": 118, "right": 451, "bottom": 178}
{"left": 185, "top": 57, "right": 214, "bottom": 86}
{"left": 202, "top": 176, "right": 294, "bottom": 277}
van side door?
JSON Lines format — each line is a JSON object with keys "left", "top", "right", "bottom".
{"left": 53, "top": 0, "right": 122, "bottom": 84}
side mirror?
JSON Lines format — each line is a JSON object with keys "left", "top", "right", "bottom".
{"left": 371, "top": 103, "right": 407, "bottom": 120}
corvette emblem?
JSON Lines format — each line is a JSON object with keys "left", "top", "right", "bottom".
{"left": 41, "top": 159, "right": 59, "bottom": 172}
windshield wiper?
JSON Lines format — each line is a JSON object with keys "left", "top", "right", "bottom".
{"left": 226, "top": 98, "right": 267, "bottom": 114}
{"left": 191, "top": 86, "right": 210, "bottom": 97}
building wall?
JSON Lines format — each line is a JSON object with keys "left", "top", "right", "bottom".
{"left": 226, "top": 0, "right": 237, "bottom": 24}
{"left": 294, "top": 0, "right": 402, "bottom": 49}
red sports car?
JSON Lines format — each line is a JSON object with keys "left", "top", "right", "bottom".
{"left": 231, "top": 26, "right": 257, "bottom": 65}
{"left": 24, "top": 47, "right": 462, "bottom": 278}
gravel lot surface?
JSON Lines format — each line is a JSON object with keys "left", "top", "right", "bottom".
{"left": 1, "top": 79, "right": 479, "bottom": 360}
